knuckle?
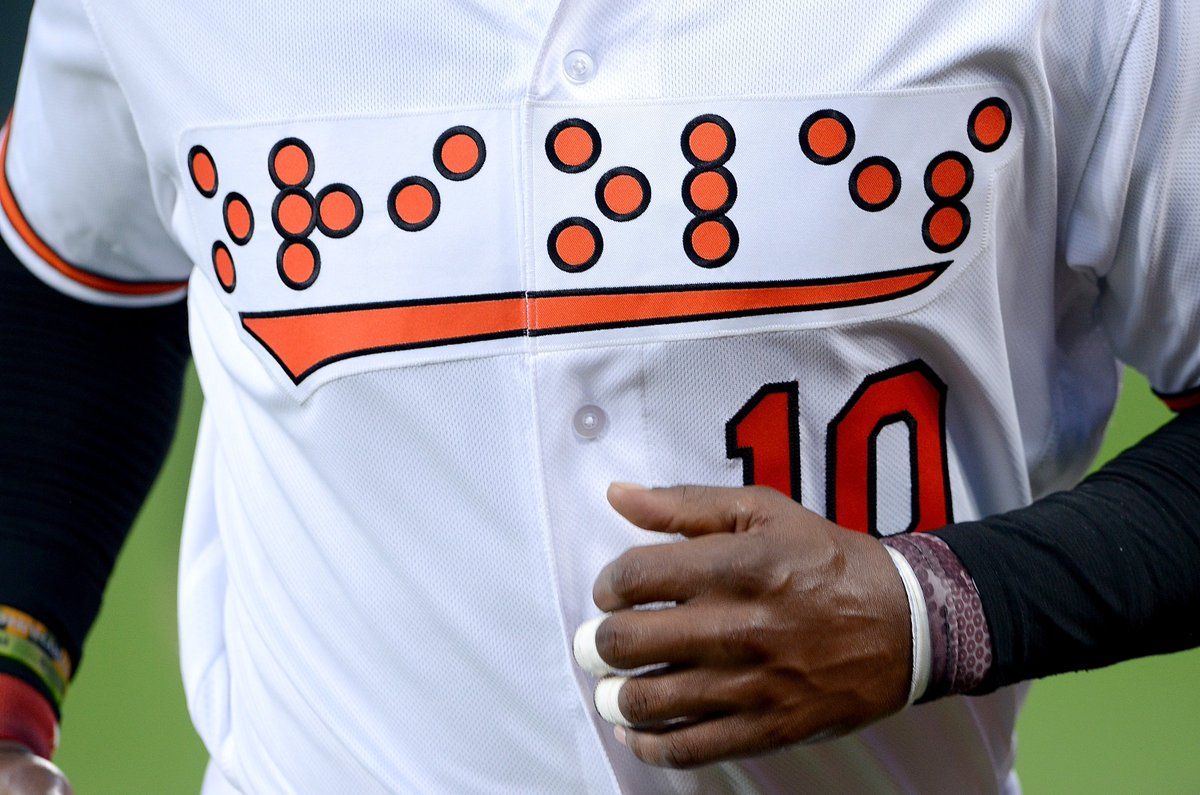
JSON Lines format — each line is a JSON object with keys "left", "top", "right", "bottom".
{"left": 619, "top": 677, "right": 657, "bottom": 723}
{"left": 595, "top": 615, "right": 632, "bottom": 664}
{"left": 660, "top": 733, "right": 704, "bottom": 768}
{"left": 606, "top": 550, "right": 650, "bottom": 600}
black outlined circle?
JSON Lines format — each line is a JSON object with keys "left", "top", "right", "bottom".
{"left": 848, "top": 156, "right": 902, "bottom": 212}
{"left": 434, "top": 126, "right": 487, "bottom": 181}
{"left": 387, "top": 176, "right": 441, "bottom": 232}
{"left": 271, "top": 188, "right": 317, "bottom": 239}
{"left": 799, "top": 109, "right": 856, "bottom": 166}
{"left": 548, "top": 217, "right": 604, "bottom": 273}
{"left": 223, "top": 192, "right": 255, "bottom": 245}
{"left": 188, "top": 145, "right": 219, "bottom": 198}
{"left": 922, "top": 202, "right": 971, "bottom": 253}
{"left": 595, "top": 167, "right": 651, "bottom": 222}
{"left": 268, "top": 137, "right": 315, "bottom": 189}
{"left": 967, "top": 97, "right": 1012, "bottom": 153}
{"left": 545, "top": 118, "right": 603, "bottom": 174}
{"left": 211, "top": 241, "right": 236, "bottom": 293}
{"left": 924, "top": 151, "right": 974, "bottom": 202}
{"left": 315, "top": 183, "right": 363, "bottom": 238}
{"left": 683, "top": 214, "right": 740, "bottom": 269}
{"left": 276, "top": 238, "right": 322, "bottom": 290}
{"left": 682, "top": 166, "right": 738, "bottom": 215}
{"left": 681, "top": 114, "right": 736, "bottom": 167}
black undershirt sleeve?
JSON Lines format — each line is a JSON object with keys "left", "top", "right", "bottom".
{"left": 933, "top": 407, "right": 1200, "bottom": 692}
{"left": 0, "top": 238, "right": 189, "bottom": 709}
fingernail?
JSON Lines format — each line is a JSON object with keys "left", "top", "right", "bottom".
{"left": 613, "top": 725, "right": 628, "bottom": 745}
{"left": 610, "top": 481, "right": 648, "bottom": 492}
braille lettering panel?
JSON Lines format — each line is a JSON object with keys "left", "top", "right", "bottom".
{"left": 180, "top": 88, "right": 1018, "bottom": 391}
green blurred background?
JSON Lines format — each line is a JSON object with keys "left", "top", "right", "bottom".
{"left": 4, "top": 6, "right": 1199, "bottom": 792}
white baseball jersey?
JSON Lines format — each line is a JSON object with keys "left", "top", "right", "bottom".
{"left": 4, "top": 0, "right": 1199, "bottom": 792}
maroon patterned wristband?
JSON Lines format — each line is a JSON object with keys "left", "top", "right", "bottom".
{"left": 882, "top": 533, "right": 992, "bottom": 701}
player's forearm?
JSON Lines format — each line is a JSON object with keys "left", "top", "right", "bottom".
{"left": 924, "top": 407, "right": 1200, "bottom": 692}
{"left": 0, "top": 237, "right": 189, "bottom": 733}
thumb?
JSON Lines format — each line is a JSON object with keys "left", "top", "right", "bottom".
{"left": 606, "top": 482, "right": 770, "bottom": 537}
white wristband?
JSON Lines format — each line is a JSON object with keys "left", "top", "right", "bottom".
{"left": 885, "top": 545, "right": 931, "bottom": 704}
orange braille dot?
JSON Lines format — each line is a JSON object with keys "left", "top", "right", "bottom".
{"left": 691, "top": 220, "right": 731, "bottom": 262}
{"left": 273, "top": 144, "right": 311, "bottom": 187}
{"left": 689, "top": 171, "right": 730, "bottom": 212}
{"left": 555, "top": 224, "right": 596, "bottom": 268}
{"left": 856, "top": 165, "right": 895, "bottom": 206}
{"left": 603, "top": 175, "right": 642, "bottom": 215}
{"left": 280, "top": 241, "right": 318, "bottom": 286}
{"left": 968, "top": 98, "right": 1011, "bottom": 152}
{"left": 928, "top": 206, "right": 964, "bottom": 248}
{"left": 276, "top": 192, "right": 314, "bottom": 237}
{"left": 807, "top": 118, "right": 848, "bottom": 161}
{"left": 318, "top": 188, "right": 359, "bottom": 235}
{"left": 224, "top": 195, "right": 253, "bottom": 243}
{"left": 554, "top": 126, "right": 595, "bottom": 168}
{"left": 396, "top": 184, "right": 434, "bottom": 225}
{"left": 973, "top": 106, "right": 1007, "bottom": 147}
{"left": 689, "top": 122, "right": 728, "bottom": 163}
{"left": 189, "top": 148, "right": 217, "bottom": 196}
{"left": 931, "top": 160, "right": 966, "bottom": 198}
{"left": 211, "top": 242, "right": 235, "bottom": 292}
{"left": 441, "top": 134, "right": 480, "bottom": 175}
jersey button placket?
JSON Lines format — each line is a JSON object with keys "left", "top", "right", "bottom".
{"left": 572, "top": 404, "right": 608, "bottom": 440}
{"left": 563, "top": 49, "right": 596, "bottom": 84}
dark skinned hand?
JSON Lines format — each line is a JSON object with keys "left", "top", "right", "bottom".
{"left": 0, "top": 743, "right": 73, "bottom": 795}
{"left": 574, "top": 482, "right": 912, "bottom": 769}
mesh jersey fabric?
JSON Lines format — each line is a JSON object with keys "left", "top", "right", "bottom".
{"left": 2, "top": 0, "right": 1199, "bottom": 792}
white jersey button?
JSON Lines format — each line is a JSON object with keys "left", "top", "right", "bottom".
{"left": 563, "top": 50, "right": 596, "bottom": 84}
{"left": 573, "top": 405, "right": 607, "bottom": 439}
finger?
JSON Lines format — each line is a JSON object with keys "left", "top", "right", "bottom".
{"left": 586, "top": 603, "right": 766, "bottom": 671}
{"left": 605, "top": 667, "right": 761, "bottom": 727}
{"left": 607, "top": 482, "right": 776, "bottom": 538}
{"left": 617, "top": 711, "right": 798, "bottom": 769}
{"left": 593, "top": 533, "right": 748, "bottom": 611}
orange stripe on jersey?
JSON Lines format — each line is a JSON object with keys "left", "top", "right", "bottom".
{"left": 530, "top": 265, "right": 942, "bottom": 333}
{"left": 242, "top": 294, "right": 529, "bottom": 381}
{"left": 241, "top": 263, "right": 947, "bottom": 383}
{"left": 1155, "top": 386, "right": 1200, "bottom": 412}
{"left": 0, "top": 115, "right": 188, "bottom": 297}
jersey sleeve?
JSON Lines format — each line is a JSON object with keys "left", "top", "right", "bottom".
{"left": 1062, "top": 2, "right": 1200, "bottom": 409}
{"left": 0, "top": 0, "right": 191, "bottom": 306}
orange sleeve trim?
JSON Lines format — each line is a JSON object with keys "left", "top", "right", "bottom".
{"left": 1154, "top": 385, "right": 1200, "bottom": 412}
{"left": 0, "top": 114, "right": 188, "bottom": 297}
